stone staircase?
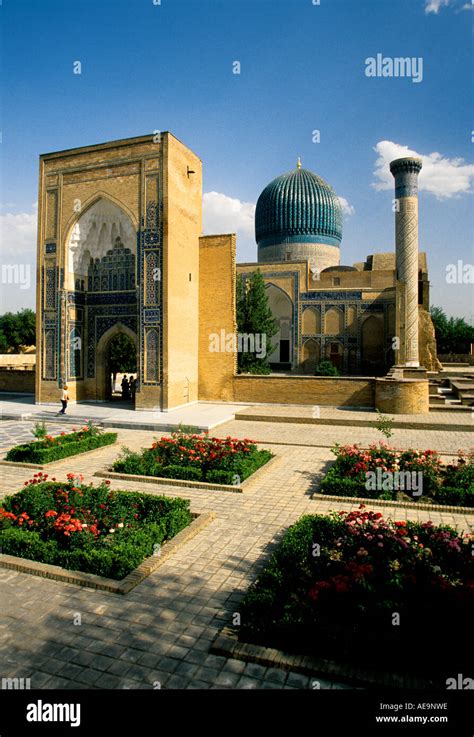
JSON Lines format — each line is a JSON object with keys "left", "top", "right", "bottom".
{"left": 428, "top": 375, "right": 474, "bottom": 412}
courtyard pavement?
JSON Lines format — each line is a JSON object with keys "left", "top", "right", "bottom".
{"left": 0, "top": 418, "right": 472, "bottom": 690}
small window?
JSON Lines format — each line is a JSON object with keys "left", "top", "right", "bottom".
{"left": 333, "top": 277, "right": 341, "bottom": 286}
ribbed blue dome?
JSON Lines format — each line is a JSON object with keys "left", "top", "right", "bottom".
{"left": 255, "top": 167, "right": 343, "bottom": 249}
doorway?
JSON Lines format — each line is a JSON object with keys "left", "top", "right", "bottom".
{"left": 107, "top": 333, "right": 137, "bottom": 403}
{"left": 95, "top": 325, "right": 138, "bottom": 404}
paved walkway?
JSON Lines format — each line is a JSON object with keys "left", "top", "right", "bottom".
{"left": 235, "top": 404, "right": 473, "bottom": 428}
{"left": 0, "top": 395, "right": 246, "bottom": 432}
{"left": 215, "top": 419, "right": 473, "bottom": 457}
{"left": 0, "top": 421, "right": 472, "bottom": 691}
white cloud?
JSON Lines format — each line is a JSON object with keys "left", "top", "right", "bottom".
{"left": 338, "top": 197, "right": 355, "bottom": 216}
{"left": 425, "top": 0, "right": 452, "bottom": 13}
{"left": 0, "top": 206, "right": 37, "bottom": 257}
{"left": 461, "top": 2, "right": 474, "bottom": 9}
{"left": 372, "top": 141, "right": 474, "bottom": 199}
{"left": 202, "top": 191, "right": 256, "bottom": 237}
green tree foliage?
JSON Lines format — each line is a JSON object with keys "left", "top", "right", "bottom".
{"left": 430, "top": 306, "right": 474, "bottom": 354}
{"left": 108, "top": 334, "right": 137, "bottom": 374}
{"left": 236, "top": 271, "right": 278, "bottom": 373}
{"left": 0, "top": 309, "right": 36, "bottom": 352}
{"left": 314, "top": 360, "right": 340, "bottom": 376}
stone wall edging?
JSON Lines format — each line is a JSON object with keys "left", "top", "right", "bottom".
{"left": 94, "top": 454, "right": 281, "bottom": 494}
{"left": 211, "top": 626, "right": 433, "bottom": 689}
{"left": 311, "top": 491, "right": 474, "bottom": 515}
{"left": 0, "top": 512, "right": 215, "bottom": 594}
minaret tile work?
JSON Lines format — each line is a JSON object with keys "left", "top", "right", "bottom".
{"left": 390, "top": 157, "right": 423, "bottom": 367}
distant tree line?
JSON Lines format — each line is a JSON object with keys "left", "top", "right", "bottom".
{"left": 430, "top": 306, "right": 474, "bottom": 355}
{"left": 0, "top": 310, "right": 36, "bottom": 353}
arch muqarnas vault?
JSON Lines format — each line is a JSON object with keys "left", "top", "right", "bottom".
{"left": 36, "top": 133, "right": 202, "bottom": 410}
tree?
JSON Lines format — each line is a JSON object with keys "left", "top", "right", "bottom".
{"left": 17, "top": 309, "right": 36, "bottom": 348}
{"left": 108, "top": 334, "right": 137, "bottom": 374}
{"left": 236, "top": 271, "right": 278, "bottom": 373}
{"left": 430, "top": 306, "right": 474, "bottom": 354}
{"left": 0, "top": 309, "right": 36, "bottom": 352}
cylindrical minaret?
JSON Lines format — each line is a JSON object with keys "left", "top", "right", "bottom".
{"left": 390, "top": 157, "right": 423, "bottom": 367}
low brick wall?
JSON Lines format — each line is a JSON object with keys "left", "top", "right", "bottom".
{"left": 233, "top": 375, "right": 375, "bottom": 407}
{"left": 0, "top": 368, "right": 35, "bottom": 393}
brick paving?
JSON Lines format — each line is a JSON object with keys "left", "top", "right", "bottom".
{"left": 0, "top": 419, "right": 472, "bottom": 690}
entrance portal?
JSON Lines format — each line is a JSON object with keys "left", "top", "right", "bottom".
{"left": 95, "top": 325, "right": 138, "bottom": 403}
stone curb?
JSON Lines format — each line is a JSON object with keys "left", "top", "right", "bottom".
{"left": 94, "top": 454, "right": 281, "bottom": 494}
{"left": 235, "top": 413, "right": 473, "bottom": 433}
{"left": 210, "top": 626, "right": 434, "bottom": 690}
{"left": 249, "top": 440, "right": 463, "bottom": 457}
{"left": 0, "top": 512, "right": 215, "bottom": 594}
{"left": 310, "top": 491, "right": 474, "bottom": 515}
{"left": 0, "top": 439, "right": 118, "bottom": 470}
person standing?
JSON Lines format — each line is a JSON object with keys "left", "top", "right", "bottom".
{"left": 59, "top": 384, "right": 69, "bottom": 415}
{"left": 121, "top": 375, "right": 129, "bottom": 399}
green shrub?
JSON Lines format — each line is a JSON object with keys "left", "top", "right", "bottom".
{"left": 314, "top": 360, "right": 340, "bottom": 376}
{"left": 111, "top": 436, "right": 272, "bottom": 485}
{"left": 0, "top": 481, "right": 193, "bottom": 580}
{"left": 434, "top": 486, "right": 473, "bottom": 507}
{"left": 161, "top": 465, "right": 203, "bottom": 482}
{"left": 112, "top": 448, "right": 146, "bottom": 475}
{"left": 319, "top": 472, "right": 368, "bottom": 498}
{"left": 206, "top": 469, "right": 239, "bottom": 485}
{"left": 238, "top": 509, "right": 473, "bottom": 677}
{"left": 5, "top": 432, "right": 117, "bottom": 463}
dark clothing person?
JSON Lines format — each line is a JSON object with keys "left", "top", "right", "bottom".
{"left": 121, "top": 377, "right": 130, "bottom": 399}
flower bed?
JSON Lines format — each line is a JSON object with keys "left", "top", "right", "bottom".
{"left": 112, "top": 432, "right": 273, "bottom": 485}
{"left": 5, "top": 422, "right": 117, "bottom": 465}
{"left": 319, "top": 443, "right": 473, "bottom": 507}
{"left": 239, "top": 507, "right": 473, "bottom": 678}
{"left": 0, "top": 472, "right": 192, "bottom": 579}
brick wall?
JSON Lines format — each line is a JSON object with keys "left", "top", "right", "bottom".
{"left": 0, "top": 368, "right": 36, "bottom": 393}
{"left": 198, "top": 235, "right": 236, "bottom": 402}
{"left": 233, "top": 375, "right": 375, "bottom": 407}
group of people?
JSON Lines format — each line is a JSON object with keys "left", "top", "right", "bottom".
{"left": 121, "top": 375, "right": 136, "bottom": 400}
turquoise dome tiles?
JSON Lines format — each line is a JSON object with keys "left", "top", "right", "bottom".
{"left": 255, "top": 167, "right": 343, "bottom": 249}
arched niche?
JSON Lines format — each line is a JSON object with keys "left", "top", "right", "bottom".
{"left": 361, "top": 314, "right": 384, "bottom": 371}
{"left": 302, "top": 307, "right": 321, "bottom": 334}
{"left": 347, "top": 305, "right": 358, "bottom": 333}
{"left": 325, "top": 339, "right": 343, "bottom": 371}
{"left": 265, "top": 283, "right": 293, "bottom": 364}
{"left": 324, "top": 306, "right": 344, "bottom": 335}
{"left": 302, "top": 338, "right": 320, "bottom": 373}
{"left": 66, "top": 198, "right": 136, "bottom": 290}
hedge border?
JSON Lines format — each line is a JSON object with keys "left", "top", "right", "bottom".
{"left": 0, "top": 512, "right": 215, "bottom": 594}
{"left": 210, "top": 625, "right": 436, "bottom": 690}
{"left": 94, "top": 454, "right": 281, "bottom": 493}
{"left": 311, "top": 490, "right": 474, "bottom": 514}
{"left": 0, "top": 436, "right": 118, "bottom": 469}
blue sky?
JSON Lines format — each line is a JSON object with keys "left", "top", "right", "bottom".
{"left": 1, "top": 0, "right": 473, "bottom": 320}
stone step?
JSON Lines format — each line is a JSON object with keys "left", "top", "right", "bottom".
{"left": 429, "top": 403, "right": 472, "bottom": 413}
